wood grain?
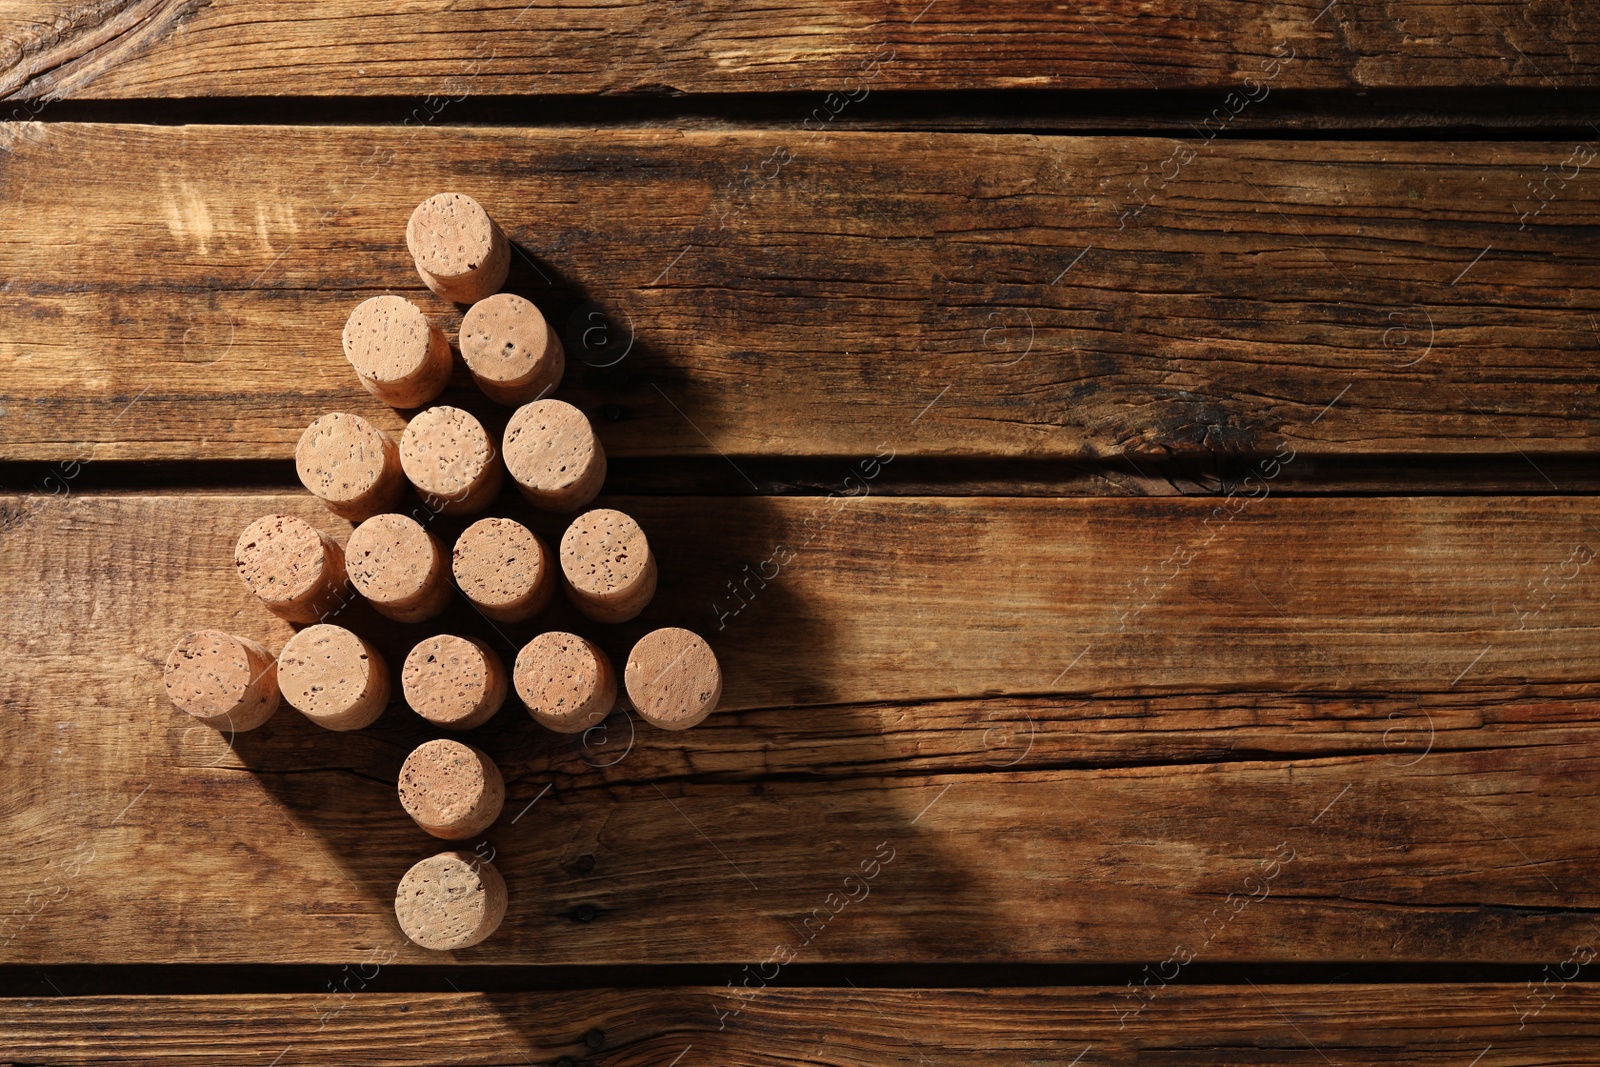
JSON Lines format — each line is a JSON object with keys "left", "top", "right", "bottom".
{"left": 3, "top": 985, "right": 1599, "bottom": 1064}
{"left": 2, "top": 492, "right": 1598, "bottom": 964}
{"left": 2, "top": 125, "right": 1599, "bottom": 463}
{"left": 2, "top": 0, "right": 1598, "bottom": 100}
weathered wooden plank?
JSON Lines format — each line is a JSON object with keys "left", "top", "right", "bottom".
{"left": 2, "top": 0, "right": 1598, "bottom": 100}
{"left": 2, "top": 125, "right": 1598, "bottom": 463}
{"left": 3, "top": 985, "right": 1599, "bottom": 1064}
{"left": 1, "top": 492, "right": 1598, "bottom": 964}
{"left": 8, "top": 492, "right": 1599, "bottom": 705}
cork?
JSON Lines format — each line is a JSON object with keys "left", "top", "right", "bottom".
{"left": 346, "top": 513, "right": 454, "bottom": 623}
{"left": 405, "top": 193, "right": 511, "bottom": 305}
{"left": 277, "top": 624, "right": 390, "bottom": 731}
{"left": 162, "top": 630, "right": 279, "bottom": 732}
{"left": 559, "top": 508, "right": 656, "bottom": 623}
{"left": 513, "top": 631, "right": 617, "bottom": 734}
{"left": 452, "top": 517, "right": 554, "bottom": 624}
{"left": 398, "top": 738, "right": 506, "bottom": 840}
{"left": 400, "top": 405, "right": 504, "bottom": 516}
{"left": 625, "top": 627, "right": 721, "bottom": 731}
{"left": 394, "top": 851, "right": 508, "bottom": 951}
{"left": 234, "top": 514, "right": 350, "bottom": 624}
{"left": 459, "top": 293, "right": 565, "bottom": 406}
{"left": 342, "top": 295, "right": 453, "bottom": 409}
{"left": 503, "top": 399, "right": 606, "bottom": 513}
{"left": 402, "top": 634, "right": 507, "bottom": 730}
{"left": 295, "top": 412, "right": 404, "bottom": 522}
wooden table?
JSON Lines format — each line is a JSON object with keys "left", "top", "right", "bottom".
{"left": 4, "top": 2, "right": 1600, "bottom": 1062}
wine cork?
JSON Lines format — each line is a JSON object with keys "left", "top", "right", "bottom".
{"left": 452, "top": 517, "right": 554, "bottom": 624}
{"left": 402, "top": 634, "right": 507, "bottom": 730}
{"left": 400, "top": 405, "right": 504, "bottom": 515}
{"left": 459, "top": 294, "right": 565, "bottom": 406}
{"left": 559, "top": 508, "right": 656, "bottom": 623}
{"left": 234, "top": 514, "right": 350, "bottom": 624}
{"left": 342, "top": 295, "right": 453, "bottom": 409}
{"left": 503, "top": 399, "right": 606, "bottom": 513}
{"left": 277, "top": 624, "right": 390, "bottom": 731}
{"left": 162, "top": 630, "right": 279, "bottom": 732}
{"left": 398, "top": 738, "right": 506, "bottom": 840}
{"left": 295, "top": 412, "right": 404, "bottom": 522}
{"left": 625, "top": 627, "right": 721, "bottom": 731}
{"left": 514, "top": 631, "right": 617, "bottom": 734}
{"left": 394, "top": 851, "right": 508, "bottom": 951}
{"left": 406, "top": 192, "right": 511, "bottom": 305}
{"left": 346, "top": 513, "right": 453, "bottom": 623}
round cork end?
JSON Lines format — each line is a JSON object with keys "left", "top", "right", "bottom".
{"left": 559, "top": 508, "right": 657, "bottom": 623}
{"left": 402, "top": 634, "right": 507, "bottom": 730}
{"left": 234, "top": 514, "right": 349, "bottom": 624}
{"left": 459, "top": 294, "right": 565, "bottom": 406}
{"left": 625, "top": 627, "right": 721, "bottom": 731}
{"left": 405, "top": 193, "right": 511, "bottom": 305}
{"left": 346, "top": 513, "right": 453, "bottom": 623}
{"left": 295, "top": 412, "right": 404, "bottom": 522}
{"left": 398, "top": 738, "right": 506, "bottom": 840}
{"left": 342, "top": 295, "right": 453, "bottom": 409}
{"left": 394, "top": 851, "right": 508, "bottom": 951}
{"left": 163, "top": 630, "right": 279, "bottom": 732}
{"left": 503, "top": 399, "right": 606, "bottom": 513}
{"left": 514, "top": 631, "right": 617, "bottom": 734}
{"left": 400, "top": 406, "right": 504, "bottom": 516}
{"left": 277, "top": 624, "right": 390, "bottom": 731}
{"left": 451, "top": 517, "right": 553, "bottom": 624}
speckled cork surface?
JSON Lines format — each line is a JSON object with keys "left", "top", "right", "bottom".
{"left": 459, "top": 293, "right": 565, "bottom": 406}
{"left": 405, "top": 193, "right": 511, "bottom": 305}
{"left": 295, "top": 412, "right": 404, "bottom": 522}
{"left": 559, "top": 507, "right": 656, "bottom": 623}
{"left": 502, "top": 399, "right": 606, "bottom": 513}
{"left": 402, "top": 634, "right": 507, "bottom": 730}
{"left": 233, "top": 513, "right": 350, "bottom": 624}
{"left": 514, "top": 631, "right": 617, "bottom": 734}
{"left": 277, "top": 623, "right": 390, "bottom": 731}
{"left": 394, "top": 850, "right": 508, "bottom": 951}
{"left": 162, "top": 630, "right": 279, "bottom": 732}
{"left": 398, "top": 738, "right": 506, "bottom": 840}
{"left": 400, "top": 405, "right": 504, "bottom": 515}
{"left": 625, "top": 627, "right": 721, "bottom": 731}
{"left": 346, "top": 513, "right": 453, "bottom": 623}
{"left": 451, "top": 517, "right": 553, "bottom": 624}
{"left": 342, "top": 295, "right": 453, "bottom": 409}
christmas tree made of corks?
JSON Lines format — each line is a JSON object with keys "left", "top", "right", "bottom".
{"left": 161, "top": 193, "right": 722, "bottom": 951}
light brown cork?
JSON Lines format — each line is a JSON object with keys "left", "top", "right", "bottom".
{"left": 405, "top": 193, "right": 511, "bottom": 305}
{"left": 625, "top": 627, "right": 721, "bottom": 731}
{"left": 346, "top": 513, "right": 453, "bottom": 623}
{"left": 394, "top": 850, "right": 508, "bottom": 951}
{"left": 277, "top": 624, "right": 390, "bottom": 731}
{"left": 295, "top": 412, "right": 404, "bottom": 522}
{"left": 398, "top": 738, "right": 506, "bottom": 840}
{"left": 559, "top": 508, "right": 656, "bottom": 623}
{"left": 451, "top": 517, "right": 553, "bottom": 624}
{"left": 513, "top": 631, "right": 617, "bottom": 734}
{"left": 402, "top": 634, "right": 507, "bottom": 730}
{"left": 234, "top": 514, "right": 350, "bottom": 624}
{"left": 342, "top": 295, "right": 453, "bottom": 409}
{"left": 458, "top": 293, "right": 565, "bottom": 406}
{"left": 400, "top": 405, "right": 504, "bottom": 515}
{"left": 502, "top": 399, "right": 606, "bottom": 513}
{"left": 162, "top": 630, "right": 279, "bottom": 732}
